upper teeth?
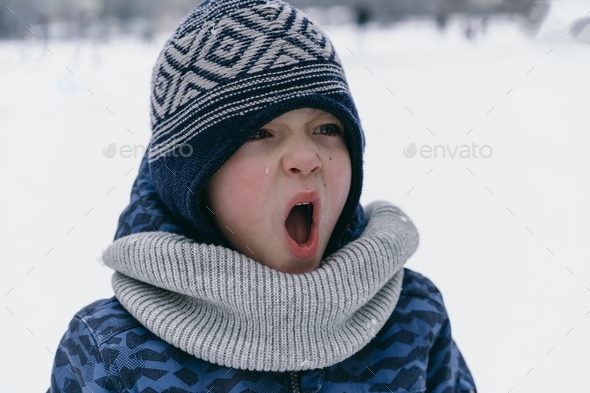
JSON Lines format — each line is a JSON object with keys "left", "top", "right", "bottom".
{"left": 296, "top": 202, "right": 310, "bottom": 205}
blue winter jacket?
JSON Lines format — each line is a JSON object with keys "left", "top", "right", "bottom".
{"left": 48, "top": 268, "right": 475, "bottom": 393}
{"left": 47, "top": 154, "right": 476, "bottom": 393}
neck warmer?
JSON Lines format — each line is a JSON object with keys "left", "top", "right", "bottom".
{"left": 103, "top": 201, "right": 419, "bottom": 372}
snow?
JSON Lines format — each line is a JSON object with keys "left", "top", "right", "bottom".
{"left": 1, "top": 5, "right": 589, "bottom": 392}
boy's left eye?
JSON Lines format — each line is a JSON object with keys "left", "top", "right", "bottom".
{"left": 314, "top": 123, "right": 343, "bottom": 136}
{"left": 248, "top": 129, "right": 272, "bottom": 140}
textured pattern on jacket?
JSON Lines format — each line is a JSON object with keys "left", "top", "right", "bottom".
{"left": 48, "top": 268, "right": 476, "bottom": 393}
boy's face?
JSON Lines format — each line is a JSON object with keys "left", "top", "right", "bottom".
{"left": 205, "top": 108, "right": 351, "bottom": 274}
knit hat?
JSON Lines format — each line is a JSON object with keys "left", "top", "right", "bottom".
{"left": 130, "top": 0, "right": 366, "bottom": 257}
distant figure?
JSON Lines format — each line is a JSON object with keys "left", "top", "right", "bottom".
{"left": 464, "top": 19, "right": 474, "bottom": 40}
{"left": 75, "top": 10, "right": 91, "bottom": 40}
{"left": 354, "top": 3, "right": 370, "bottom": 28}
{"left": 435, "top": 0, "right": 469, "bottom": 33}
{"left": 434, "top": 0, "right": 451, "bottom": 31}
{"left": 354, "top": 3, "right": 370, "bottom": 52}
{"left": 435, "top": 13, "right": 448, "bottom": 30}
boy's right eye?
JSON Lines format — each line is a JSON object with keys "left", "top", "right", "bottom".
{"left": 248, "top": 129, "right": 272, "bottom": 140}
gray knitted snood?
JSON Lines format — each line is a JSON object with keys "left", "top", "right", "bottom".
{"left": 102, "top": 201, "right": 419, "bottom": 372}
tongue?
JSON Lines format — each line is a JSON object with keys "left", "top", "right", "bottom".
{"left": 285, "top": 205, "right": 311, "bottom": 244}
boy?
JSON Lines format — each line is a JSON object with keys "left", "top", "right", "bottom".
{"left": 48, "top": 0, "right": 476, "bottom": 392}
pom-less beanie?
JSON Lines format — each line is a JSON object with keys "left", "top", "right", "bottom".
{"left": 119, "top": 0, "right": 367, "bottom": 258}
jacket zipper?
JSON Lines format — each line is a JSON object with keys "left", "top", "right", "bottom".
{"left": 289, "top": 371, "right": 301, "bottom": 393}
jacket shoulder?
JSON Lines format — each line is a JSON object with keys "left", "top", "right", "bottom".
{"left": 74, "top": 296, "right": 144, "bottom": 346}
{"left": 64, "top": 298, "right": 294, "bottom": 392}
{"left": 320, "top": 269, "right": 476, "bottom": 393}
{"left": 49, "top": 297, "right": 140, "bottom": 393}
{"left": 381, "top": 268, "right": 450, "bottom": 344}
{"left": 379, "top": 268, "right": 450, "bottom": 355}
{"left": 400, "top": 268, "right": 445, "bottom": 306}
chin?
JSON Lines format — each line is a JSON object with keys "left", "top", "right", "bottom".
{"left": 268, "top": 252, "right": 321, "bottom": 274}
{"left": 280, "top": 262, "right": 318, "bottom": 274}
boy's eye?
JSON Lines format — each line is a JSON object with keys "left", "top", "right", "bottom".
{"left": 314, "top": 123, "right": 343, "bottom": 136}
{"left": 248, "top": 129, "right": 272, "bottom": 140}
{"left": 248, "top": 124, "right": 343, "bottom": 141}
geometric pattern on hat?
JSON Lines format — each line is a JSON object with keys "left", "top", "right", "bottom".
{"left": 149, "top": 0, "right": 343, "bottom": 161}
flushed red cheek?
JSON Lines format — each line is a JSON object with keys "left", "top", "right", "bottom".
{"left": 229, "top": 163, "right": 263, "bottom": 191}
{"left": 327, "top": 162, "right": 351, "bottom": 189}
{"left": 229, "top": 170, "right": 273, "bottom": 216}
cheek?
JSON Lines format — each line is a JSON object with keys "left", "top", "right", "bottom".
{"left": 327, "top": 151, "right": 352, "bottom": 199}
{"left": 210, "top": 160, "right": 270, "bottom": 221}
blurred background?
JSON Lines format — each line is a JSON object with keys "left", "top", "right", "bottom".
{"left": 4, "top": 0, "right": 589, "bottom": 42}
{"left": 1, "top": 0, "right": 589, "bottom": 392}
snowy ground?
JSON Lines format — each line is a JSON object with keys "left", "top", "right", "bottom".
{"left": 1, "top": 3, "right": 590, "bottom": 392}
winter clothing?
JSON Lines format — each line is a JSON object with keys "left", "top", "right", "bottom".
{"left": 47, "top": 154, "right": 476, "bottom": 393}
{"left": 102, "top": 200, "right": 417, "bottom": 372}
{"left": 145, "top": 0, "right": 365, "bottom": 258}
{"left": 47, "top": 0, "right": 477, "bottom": 390}
{"left": 48, "top": 270, "right": 475, "bottom": 393}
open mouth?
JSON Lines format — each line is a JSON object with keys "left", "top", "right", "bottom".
{"left": 285, "top": 203, "right": 313, "bottom": 244}
{"left": 283, "top": 191, "right": 320, "bottom": 260}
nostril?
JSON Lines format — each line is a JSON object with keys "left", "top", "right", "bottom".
{"left": 289, "top": 164, "right": 319, "bottom": 175}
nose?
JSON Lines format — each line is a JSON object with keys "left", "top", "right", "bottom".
{"left": 281, "top": 134, "right": 322, "bottom": 177}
